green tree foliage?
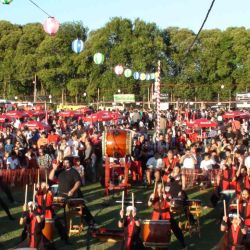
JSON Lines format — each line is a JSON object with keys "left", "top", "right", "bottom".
{"left": 0, "top": 18, "right": 249, "bottom": 102}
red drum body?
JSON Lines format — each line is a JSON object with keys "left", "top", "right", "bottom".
{"left": 102, "top": 130, "right": 131, "bottom": 158}
{"left": 141, "top": 220, "right": 171, "bottom": 248}
{"left": 42, "top": 218, "right": 54, "bottom": 241}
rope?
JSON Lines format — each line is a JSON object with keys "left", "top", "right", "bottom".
{"left": 27, "top": 0, "right": 52, "bottom": 17}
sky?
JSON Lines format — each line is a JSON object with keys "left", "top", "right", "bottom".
{"left": 0, "top": 0, "right": 249, "bottom": 33}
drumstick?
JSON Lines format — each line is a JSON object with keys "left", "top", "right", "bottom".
{"left": 237, "top": 199, "right": 239, "bottom": 218}
{"left": 223, "top": 200, "right": 227, "bottom": 217}
{"left": 153, "top": 181, "right": 157, "bottom": 194}
{"left": 121, "top": 191, "right": 124, "bottom": 212}
{"left": 24, "top": 184, "right": 28, "bottom": 205}
{"left": 132, "top": 192, "right": 134, "bottom": 208}
{"left": 33, "top": 183, "right": 36, "bottom": 204}
{"left": 162, "top": 177, "right": 165, "bottom": 191}
{"left": 37, "top": 169, "right": 40, "bottom": 186}
{"left": 45, "top": 169, "right": 48, "bottom": 186}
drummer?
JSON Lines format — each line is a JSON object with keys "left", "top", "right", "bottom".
{"left": 17, "top": 201, "right": 51, "bottom": 249}
{"left": 36, "top": 181, "right": 53, "bottom": 219}
{"left": 118, "top": 206, "right": 144, "bottom": 250}
{"left": 148, "top": 182, "right": 187, "bottom": 249}
{"left": 36, "top": 181, "right": 69, "bottom": 244}
{"left": 239, "top": 189, "right": 250, "bottom": 227}
{"left": 221, "top": 212, "right": 247, "bottom": 249}
{"left": 49, "top": 157, "right": 97, "bottom": 227}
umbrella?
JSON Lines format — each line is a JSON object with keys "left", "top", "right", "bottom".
{"left": 83, "top": 111, "right": 114, "bottom": 123}
{"left": 0, "top": 114, "right": 10, "bottom": 123}
{"left": 20, "top": 121, "right": 51, "bottom": 131}
{"left": 25, "top": 110, "right": 46, "bottom": 117}
{"left": 223, "top": 111, "right": 250, "bottom": 119}
{"left": 58, "top": 110, "right": 81, "bottom": 118}
{"left": 187, "top": 119, "right": 218, "bottom": 128}
{"left": 5, "top": 110, "right": 29, "bottom": 119}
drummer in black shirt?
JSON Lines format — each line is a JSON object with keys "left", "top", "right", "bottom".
{"left": 49, "top": 157, "right": 96, "bottom": 227}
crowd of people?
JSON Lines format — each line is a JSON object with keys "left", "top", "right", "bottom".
{"left": 0, "top": 106, "right": 249, "bottom": 249}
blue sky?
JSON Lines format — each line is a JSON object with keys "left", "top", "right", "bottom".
{"left": 0, "top": 0, "right": 249, "bottom": 32}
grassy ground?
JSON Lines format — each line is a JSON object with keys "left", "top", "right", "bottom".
{"left": 0, "top": 182, "right": 223, "bottom": 250}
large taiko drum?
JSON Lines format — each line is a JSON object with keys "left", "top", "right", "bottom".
{"left": 42, "top": 218, "right": 54, "bottom": 241}
{"left": 102, "top": 129, "right": 131, "bottom": 158}
{"left": 141, "top": 220, "right": 171, "bottom": 248}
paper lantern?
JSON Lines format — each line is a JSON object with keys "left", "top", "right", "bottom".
{"left": 140, "top": 73, "right": 146, "bottom": 81}
{"left": 146, "top": 73, "right": 151, "bottom": 80}
{"left": 124, "top": 69, "right": 132, "bottom": 78}
{"left": 155, "top": 72, "right": 160, "bottom": 78}
{"left": 114, "top": 65, "right": 124, "bottom": 75}
{"left": 72, "top": 39, "right": 84, "bottom": 53}
{"left": 93, "top": 52, "right": 105, "bottom": 64}
{"left": 43, "top": 17, "right": 59, "bottom": 36}
{"left": 1, "top": 0, "right": 12, "bottom": 4}
{"left": 133, "top": 72, "right": 140, "bottom": 80}
{"left": 150, "top": 73, "right": 155, "bottom": 80}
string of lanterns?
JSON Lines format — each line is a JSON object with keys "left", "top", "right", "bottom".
{"left": 1, "top": 0, "right": 60, "bottom": 36}
{"left": 3, "top": 0, "right": 159, "bottom": 81}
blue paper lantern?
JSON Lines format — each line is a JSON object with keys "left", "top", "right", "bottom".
{"left": 72, "top": 39, "right": 84, "bottom": 53}
{"left": 145, "top": 73, "right": 151, "bottom": 80}
{"left": 133, "top": 72, "right": 140, "bottom": 80}
{"left": 150, "top": 73, "right": 155, "bottom": 80}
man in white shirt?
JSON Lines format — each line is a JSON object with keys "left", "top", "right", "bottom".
{"left": 146, "top": 153, "right": 163, "bottom": 185}
{"left": 200, "top": 153, "right": 215, "bottom": 171}
{"left": 180, "top": 149, "right": 197, "bottom": 169}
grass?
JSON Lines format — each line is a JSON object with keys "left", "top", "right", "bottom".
{"left": 0, "top": 182, "right": 223, "bottom": 250}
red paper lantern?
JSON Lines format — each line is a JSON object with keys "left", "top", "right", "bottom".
{"left": 43, "top": 17, "right": 59, "bottom": 36}
{"left": 114, "top": 65, "right": 124, "bottom": 75}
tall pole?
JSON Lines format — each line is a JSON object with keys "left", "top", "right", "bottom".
{"left": 155, "top": 60, "right": 161, "bottom": 139}
{"left": 33, "top": 74, "right": 37, "bottom": 103}
{"left": 147, "top": 87, "right": 150, "bottom": 109}
{"left": 97, "top": 88, "right": 100, "bottom": 110}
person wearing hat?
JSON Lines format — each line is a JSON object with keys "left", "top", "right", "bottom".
{"left": 221, "top": 212, "right": 247, "bottom": 250}
{"left": 118, "top": 205, "right": 143, "bottom": 250}
{"left": 18, "top": 201, "right": 51, "bottom": 249}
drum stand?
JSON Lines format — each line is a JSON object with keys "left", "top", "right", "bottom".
{"left": 104, "top": 157, "right": 130, "bottom": 195}
{"left": 67, "top": 203, "right": 84, "bottom": 236}
{"left": 184, "top": 203, "right": 202, "bottom": 238}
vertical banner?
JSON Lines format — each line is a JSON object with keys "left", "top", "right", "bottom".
{"left": 155, "top": 60, "right": 161, "bottom": 138}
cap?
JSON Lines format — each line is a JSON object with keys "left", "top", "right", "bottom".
{"left": 126, "top": 206, "right": 136, "bottom": 214}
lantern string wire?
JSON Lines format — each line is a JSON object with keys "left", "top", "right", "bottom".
{"left": 27, "top": 0, "right": 52, "bottom": 17}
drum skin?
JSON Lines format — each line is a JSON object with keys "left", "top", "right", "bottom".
{"left": 102, "top": 130, "right": 131, "bottom": 158}
{"left": 42, "top": 218, "right": 54, "bottom": 241}
{"left": 141, "top": 220, "right": 171, "bottom": 247}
